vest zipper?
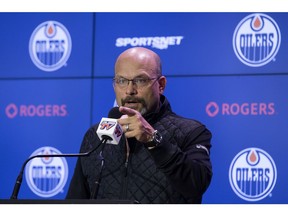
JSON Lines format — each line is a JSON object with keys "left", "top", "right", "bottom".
{"left": 120, "top": 140, "right": 131, "bottom": 199}
{"left": 120, "top": 154, "right": 130, "bottom": 199}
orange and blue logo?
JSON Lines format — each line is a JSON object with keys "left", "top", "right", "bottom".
{"left": 233, "top": 13, "right": 281, "bottom": 67}
{"left": 29, "top": 21, "right": 72, "bottom": 72}
{"left": 25, "top": 146, "right": 68, "bottom": 197}
{"left": 229, "top": 147, "right": 277, "bottom": 201}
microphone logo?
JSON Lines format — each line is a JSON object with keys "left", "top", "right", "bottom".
{"left": 96, "top": 118, "right": 123, "bottom": 145}
{"left": 99, "top": 121, "right": 116, "bottom": 130}
{"left": 25, "top": 146, "right": 68, "bottom": 198}
{"left": 114, "top": 124, "right": 122, "bottom": 138}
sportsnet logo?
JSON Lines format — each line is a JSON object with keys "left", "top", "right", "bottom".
{"left": 233, "top": 13, "right": 281, "bottom": 67}
{"left": 115, "top": 36, "right": 184, "bottom": 50}
{"left": 29, "top": 21, "right": 72, "bottom": 72}
{"left": 25, "top": 146, "right": 68, "bottom": 197}
{"left": 229, "top": 147, "right": 277, "bottom": 202}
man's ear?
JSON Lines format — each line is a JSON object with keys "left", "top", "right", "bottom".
{"left": 158, "top": 76, "right": 167, "bottom": 93}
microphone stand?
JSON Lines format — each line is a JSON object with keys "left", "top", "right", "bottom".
{"left": 90, "top": 141, "right": 106, "bottom": 199}
{"left": 89, "top": 135, "right": 112, "bottom": 199}
{"left": 10, "top": 138, "right": 109, "bottom": 200}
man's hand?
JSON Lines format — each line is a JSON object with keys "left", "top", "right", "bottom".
{"left": 117, "top": 106, "right": 154, "bottom": 143}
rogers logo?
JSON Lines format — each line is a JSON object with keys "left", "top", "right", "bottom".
{"left": 5, "top": 103, "right": 68, "bottom": 119}
{"left": 206, "top": 102, "right": 275, "bottom": 117}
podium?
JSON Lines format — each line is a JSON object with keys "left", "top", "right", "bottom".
{"left": 0, "top": 199, "right": 139, "bottom": 204}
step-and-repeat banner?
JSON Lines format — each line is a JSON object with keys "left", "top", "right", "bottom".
{"left": 0, "top": 12, "right": 287, "bottom": 204}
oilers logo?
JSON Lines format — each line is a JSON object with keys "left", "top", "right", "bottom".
{"left": 233, "top": 13, "right": 281, "bottom": 67}
{"left": 29, "top": 21, "right": 72, "bottom": 72}
{"left": 229, "top": 147, "right": 277, "bottom": 201}
{"left": 25, "top": 146, "right": 68, "bottom": 197}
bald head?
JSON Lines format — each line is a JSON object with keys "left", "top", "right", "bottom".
{"left": 115, "top": 47, "right": 162, "bottom": 77}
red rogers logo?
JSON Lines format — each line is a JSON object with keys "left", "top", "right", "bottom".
{"left": 206, "top": 101, "right": 275, "bottom": 117}
{"left": 5, "top": 103, "right": 68, "bottom": 119}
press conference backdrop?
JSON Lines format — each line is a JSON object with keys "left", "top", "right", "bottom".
{"left": 0, "top": 12, "right": 287, "bottom": 204}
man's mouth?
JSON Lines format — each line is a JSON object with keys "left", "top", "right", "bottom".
{"left": 124, "top": 101, "right": 139, "bottom": 107}
{"left": 122, "top": 98, "right": 143, "bottom": 109}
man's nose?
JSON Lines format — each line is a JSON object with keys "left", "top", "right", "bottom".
{"left": 125, "top": 80, "right": 137, "bottom": 94}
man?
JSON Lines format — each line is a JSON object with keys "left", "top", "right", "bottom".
{"left": 66, "top": 47, "right": 212, "bottom": 203}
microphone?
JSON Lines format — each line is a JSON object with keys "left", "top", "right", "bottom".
{"left": 10, "top": 107, "right": 123, "bottom": 200}
{"left": 96, "top": 107, "right": 123, "bottom": 145}
{"left": 108, "top": 106, "right": 123, "bottom": 119}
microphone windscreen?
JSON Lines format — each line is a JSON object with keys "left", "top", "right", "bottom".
{"left": 108, "top": 107, "right": 123, "bottom": 119}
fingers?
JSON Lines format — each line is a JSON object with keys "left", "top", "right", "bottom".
{"left": 117, "top": 106, "right": 153, "bottom": 142}
{"left": 118, "top": 107, "right": 137, "bottom": 131}
{"left": 118, "top": 107, "right": 137, "bottom": 136}
{"left": 119, "top": 106, "right": 137, "bottom": 116}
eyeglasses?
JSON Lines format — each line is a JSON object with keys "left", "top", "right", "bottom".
{"left": 113, "top": 77, "right": 159, "bottom": 89}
